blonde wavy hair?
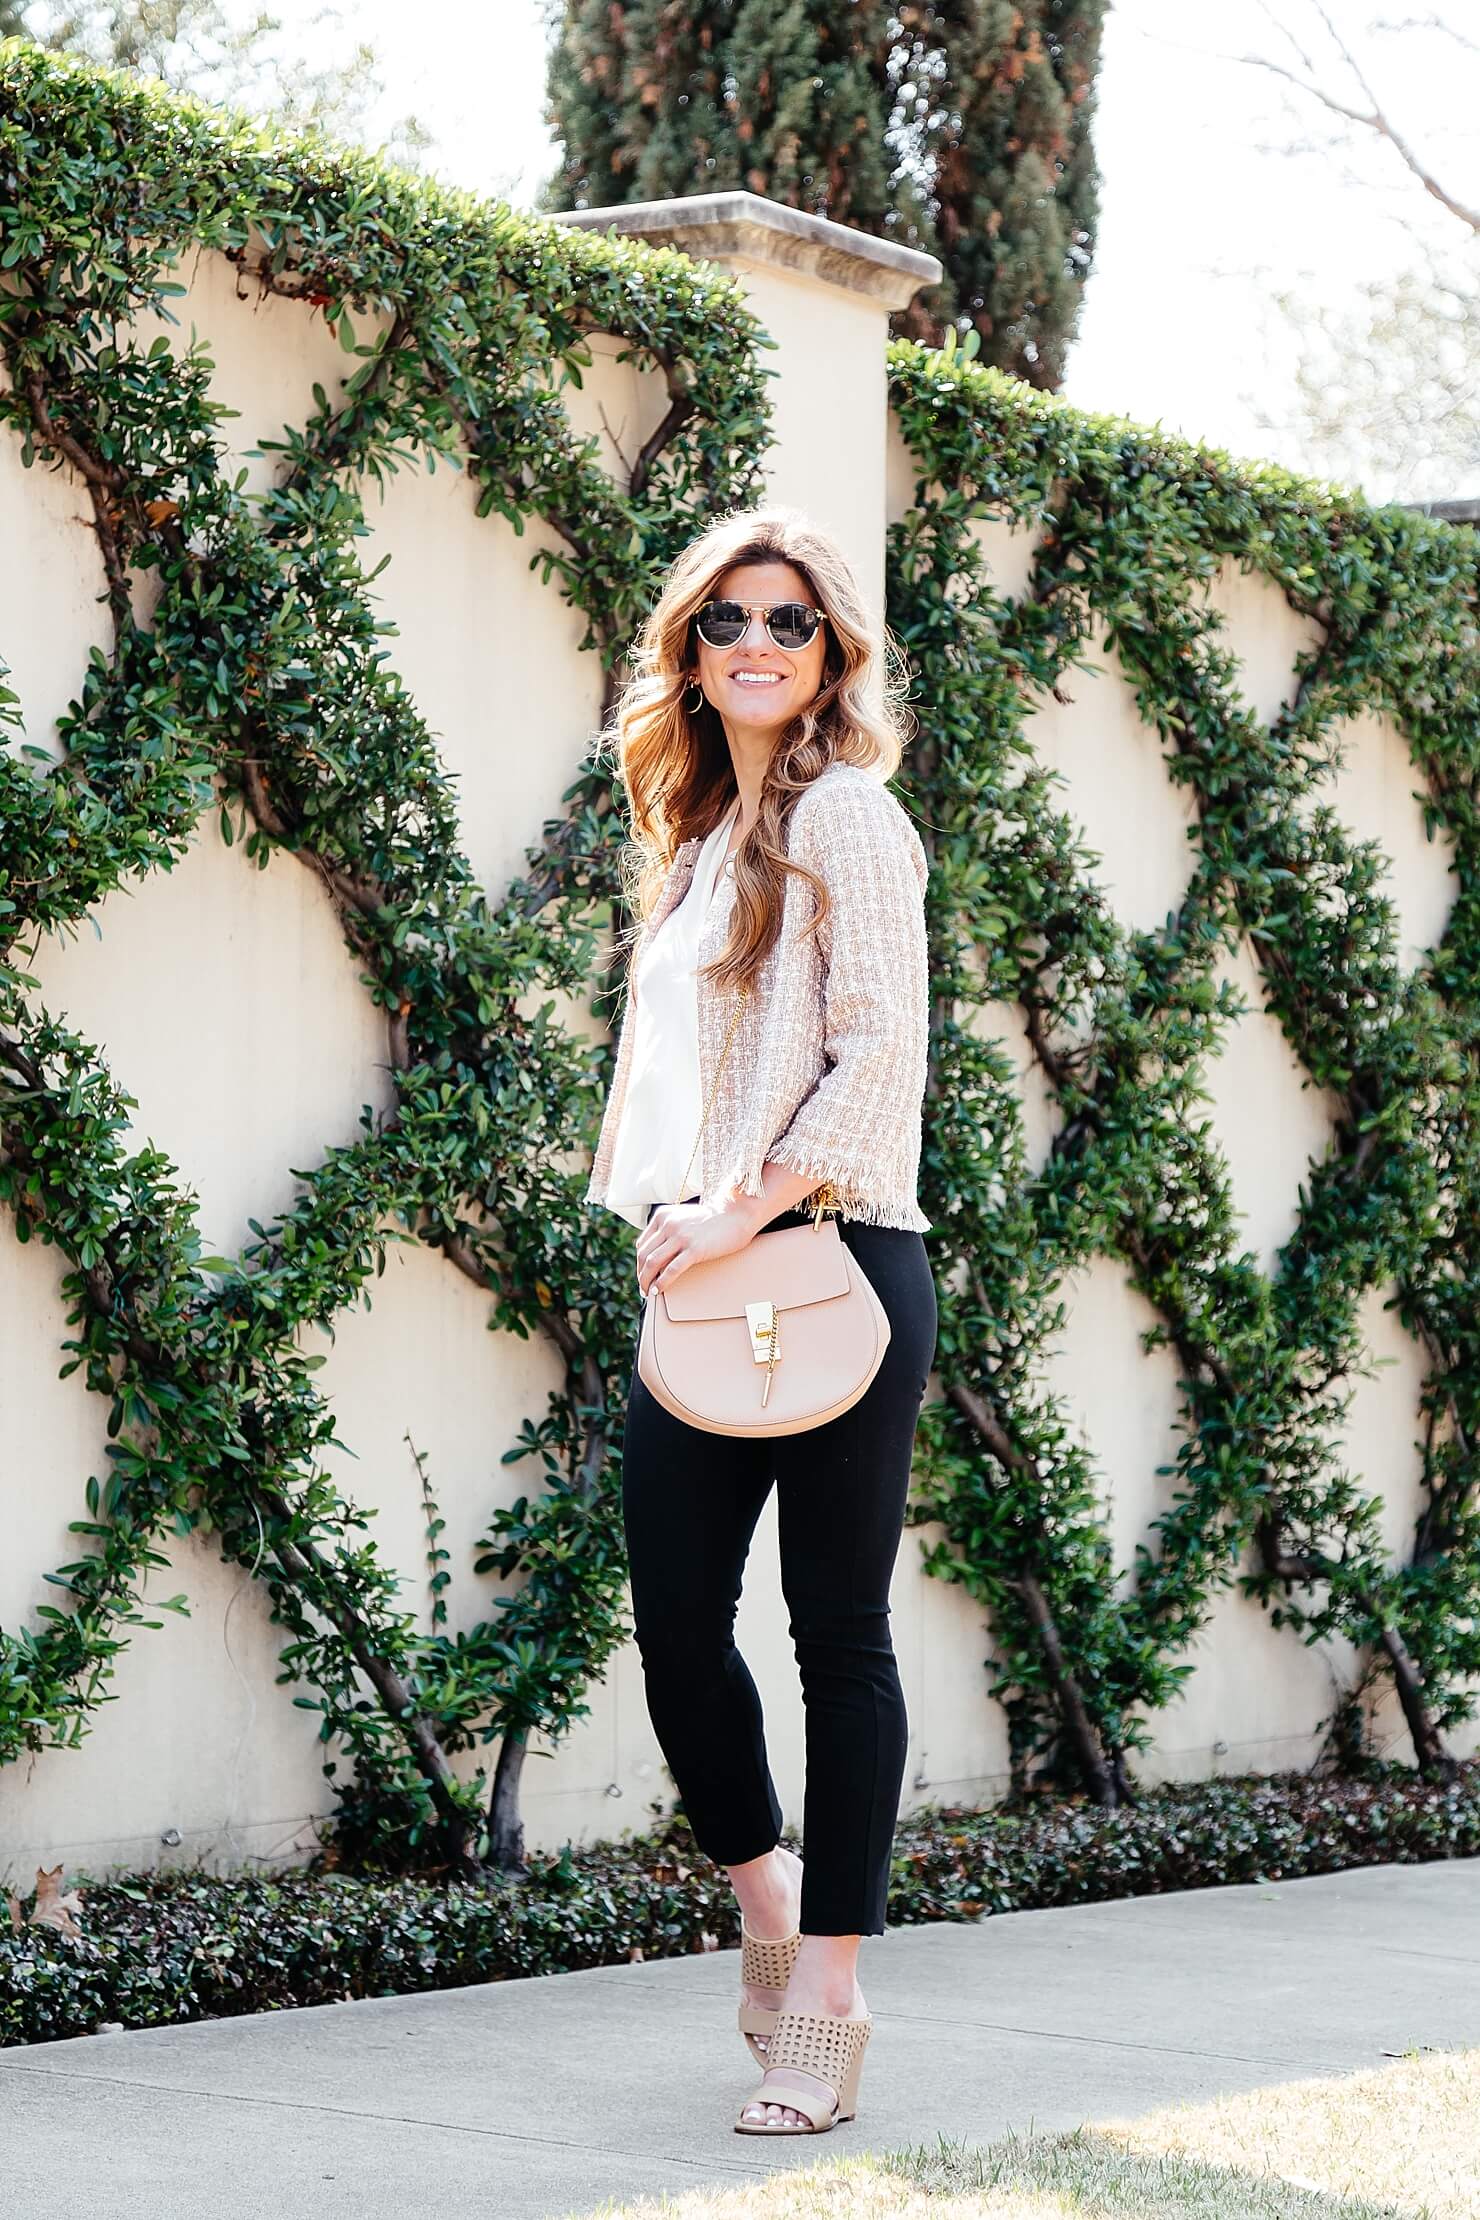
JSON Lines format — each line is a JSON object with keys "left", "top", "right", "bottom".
{"left": 598, "top": 504, "right": 916, "bottom": 999}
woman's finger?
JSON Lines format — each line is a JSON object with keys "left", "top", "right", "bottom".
{"left": 650, "top": 1228, "right": 696, "bottom": 1292}
{"left": 635, "top": 1204, "right": 679, "bottom": 1278}
{"left": 639, "top": 1227, "right": 684, "bottom": 1293}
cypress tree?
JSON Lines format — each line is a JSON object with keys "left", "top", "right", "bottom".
{"left": 892, "top": 0, "right": 1105, "bottom": 387}
{"left": 540, "top": 0, "right": 897, "bottom": 228}
{"left": 541, "top": 0, "right": 741, "bottom": 210}
{"left": 541, "top": 0, "right": 1106, "bottom": 389}
{"left": 721, "top": 0, "right": 894, "bottom": 226}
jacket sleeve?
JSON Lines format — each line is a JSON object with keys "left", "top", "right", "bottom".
{"left": 767, "top": 778, "right": 930, "bottom": 1198}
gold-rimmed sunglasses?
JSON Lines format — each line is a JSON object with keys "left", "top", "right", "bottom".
{"left": 694, "top": 599, "right": 827, "bottom": 653}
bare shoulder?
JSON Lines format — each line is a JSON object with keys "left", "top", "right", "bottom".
{"left": 790, "top": 763, "right": 928, "bottom": 882}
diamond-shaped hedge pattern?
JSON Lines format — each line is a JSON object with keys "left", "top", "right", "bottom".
{"left": 891, "top": 339, "right": 1480, "bottom": 1798}
{"left": 0, "top": 44, "right": 775, "bottom": 1873}
{"left": 2, "top": 47, "right": 1478, "bottom": 1886}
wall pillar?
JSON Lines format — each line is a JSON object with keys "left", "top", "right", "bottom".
{"left": 550, "top": 191, "right": 941, "bottom": 631}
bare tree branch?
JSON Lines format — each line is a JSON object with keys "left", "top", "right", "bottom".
{"left": 1374, "top": 14, "right": 1480, "bottom": 57}
{"left": 1254, "top": 0, "right": 1321, "bottom": 76}
{"left": 1310, "top": 0, "right": 1384, "bottom": 108}
{"left": 1228, "top": 16, "right": 1480, "bottom": 235}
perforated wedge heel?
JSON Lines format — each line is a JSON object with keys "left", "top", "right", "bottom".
{"left": 734, "top": 2005, "right": 873, "bottom": 2134}
{"left": 736, "top": 1917, "right": 802, "bottom": 2065}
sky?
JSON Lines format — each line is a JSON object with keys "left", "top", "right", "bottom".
{"left": 250, "top": 1, "right": 1479, "bottom": 501}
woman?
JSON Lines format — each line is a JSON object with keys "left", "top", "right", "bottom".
{"left": 584, "top": 505, "right": 937, "bottom": 2135}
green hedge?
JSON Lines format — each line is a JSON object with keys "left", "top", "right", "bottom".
{"left": 5, "top": 1761, "right": 1478, "bottom": 2047}
{"left": 888, "top": 333, "right": 1480, "bottom": 1801}
{"left": 0, "top": 37, "right": 773, "bottom": 1874}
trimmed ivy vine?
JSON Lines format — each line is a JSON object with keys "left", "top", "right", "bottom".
{"left": 888, "top": 330, "right": 1480, "bottom": 1800}
{"left": 0, "top": 41, "right": 774, "bottom": 1873}
{"left": 1, "top": 43, "right": 1477, "bottom": 1881}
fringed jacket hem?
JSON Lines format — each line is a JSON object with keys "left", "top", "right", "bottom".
{"left": 585, "top": 760, "right": 932, "bottom": 1235}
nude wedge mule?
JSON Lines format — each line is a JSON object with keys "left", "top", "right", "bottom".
{"left": 733, "top": 2005, "right": 873, "bottom": 2134}
{"left": 736, "top": 1917, "right": 801, "bottom": 2065}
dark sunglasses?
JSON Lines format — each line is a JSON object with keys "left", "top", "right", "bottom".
{"left": 695, "top": 598, "right": 827, "bottom": 653}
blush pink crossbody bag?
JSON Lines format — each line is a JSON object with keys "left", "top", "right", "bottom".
{"left": 636, "top": 983, "right": 891, "bottom": 1438}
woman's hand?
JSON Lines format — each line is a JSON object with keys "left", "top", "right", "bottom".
{"left": 636, "top": 1197, "right": 758, "bottom": 1298}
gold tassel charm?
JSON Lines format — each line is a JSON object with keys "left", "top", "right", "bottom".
{"left": 810, "top": 1181, "right": 842, "bottom": 1230}
{"left": 746, "top": 1300, "right": 781, "bottom": 1404}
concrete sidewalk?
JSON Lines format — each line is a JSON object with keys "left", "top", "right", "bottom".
{"left": 2, "top": 1856, "right": 1478, "bottom": 2220}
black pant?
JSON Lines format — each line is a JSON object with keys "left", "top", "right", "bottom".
{"left": 621, "top": 1199, "right": 938, "bottom": 1935}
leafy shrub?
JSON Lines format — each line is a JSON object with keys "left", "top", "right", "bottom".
{"left": 4, "top": 1759, "right": 1476, "bottom": 2047}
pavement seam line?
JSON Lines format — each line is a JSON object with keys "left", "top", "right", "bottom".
{"left": 0, "top": 2060, "right": 785, "bottom": 2172}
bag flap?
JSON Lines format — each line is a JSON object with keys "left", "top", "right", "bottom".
{"left": 660, "top": 1221, "right": 852, "bottom": 1323}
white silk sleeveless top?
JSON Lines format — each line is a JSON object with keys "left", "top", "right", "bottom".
{"left": 601, "top": 797, "right": 741, "bottom": 1228}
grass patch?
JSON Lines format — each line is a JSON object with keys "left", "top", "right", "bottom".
{"left": 558, "top": 2044, "right": 1476, "bottom": 2219}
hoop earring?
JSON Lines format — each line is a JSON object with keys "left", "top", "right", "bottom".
{"left": 683, "top": 679, "right": 705, "bottom": 715}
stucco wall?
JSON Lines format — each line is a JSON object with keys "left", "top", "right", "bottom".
{"left": 1, "top": 209, "right": 1470, "bottom": 1887}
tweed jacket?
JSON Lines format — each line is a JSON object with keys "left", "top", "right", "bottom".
{"left": 585, "top": 760, "right": 932, "bottom": 1233}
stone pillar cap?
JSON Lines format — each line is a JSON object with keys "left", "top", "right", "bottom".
{"left": 548, "top": 189, "right": 941, "bottom": 312}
